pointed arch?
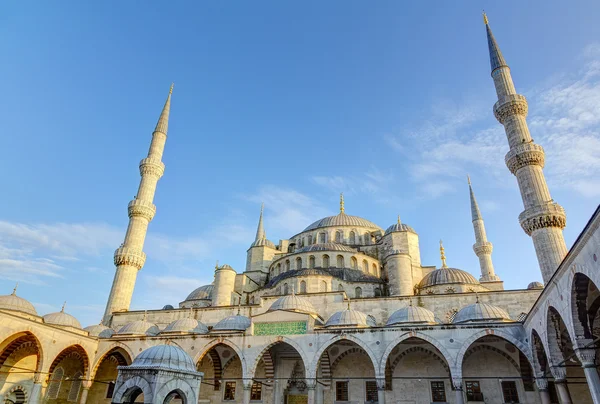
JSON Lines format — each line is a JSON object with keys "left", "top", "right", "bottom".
{"left": 91, "top": 343, "right": 133, "bottom": 380}
{"left": 195, "top": 339, "right": 247, "bottom": 390}
{"left": 546, "top": 305, "right": 576, "bottom": 366}
{"left": 0, "top": 331, "right": 44, "bottom": 374}
{"left": 570, "top": 270, "right": 600, "bottom": 341}
{"left": 48, "top": 344, "right": 89, "bottom": 378}
{"left": 155, "top": 378, "right": 196, "bottom": 404}
{"left": 309, "top": 334, "right": 380, "bottom": 379}
{"left": 247, "top": 337, "right": 309, "bottom": 379}
{"left": 112, "top": 375, "right": 153, "bottom": 403}
{"left": 530, "top": 328, "right": 550, "bottom": 377}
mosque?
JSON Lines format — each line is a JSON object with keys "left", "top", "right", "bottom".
{"left": 1, "top": 13, "right": 600, "bottom": 404}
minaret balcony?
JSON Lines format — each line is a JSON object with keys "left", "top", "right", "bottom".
{"left": 128, "top": 199, "right": 156, "bottom": 221}
{"left": 493, "top": 94, "right": 528, "bottom": 123}
{"left": 519, "top": 202, "right": 567, "bottom": 236}
{"left": 473, "top": 242, "right": 493, "bottom": 256}
{"left": 505, "top": 143, "right": 545, "bottom": 174}
{"left": 139, "top": 157, "right": 165, "bottom": 178}
{"left": 114, "top": 247, "right": 147, "bottom": 270}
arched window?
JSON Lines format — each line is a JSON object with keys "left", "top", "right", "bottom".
{"left": 355, "top": 287, "right": 362, "bottom": 298}
{"left": 300, "top": 281, "right": 307, "bottom": 294}
{"left": 372, "top": 263, "right": 377, "bottom": 276}
{"left": 285, "top": 260, "right": 290, "bottom": 271}
{"left": 284, "top": 283, "right": 289, "bottom": 295}
{"left": 322, "top": 255, "right": 330, "bottom": 268}
{"left": 288, "top": 244, "right": 295, "bottom": 253}
{"left": 364, "top": 232, "right": 370, "bottom": 245}
{"left": 300, "top": 238, "right": 305, "bottom": 248}
{"left": 338, "top": 284, "right": 344, "bottom": 291}
{"left": 337, "top": 255, "right": 345, "bottom": 268}
{"left": 320, "top": 281, "right": 328, "bottom": 292}
{"left": 68, "top": 370, "right": 82, "bottom": 401}
{"left": 363, "top": 260, "right": 369, "bottom": 272}
{"left": 318, "top": 232, "right": 326, "bottom": 243}
{"left": 307, "top": 235, "right": 313, "bottom": 245}
{"left": 349, "top": 231, "right": 356, "bottom": 244}
{"left": 276, "top": 263, "right": 281, "bottom": 276}
{"left": 296, "top": 257, "right": 302, "bottom": 270}
{"left": 374, "top": 288, "right": 382, "bottom": 297}
{"left": 250, "top": 296, "right": 255, "bottom": 304}
{"left": 309, "top": 256, "right": 315, "bottom": 269}
{"left": 335, "top": 231, "right": 343, "bottom": 243}
{"left": 47, "top": 367, "right": 64, "bottom": 399}
{"left": 351, "top": 257, "right": 358, "bottom": 270}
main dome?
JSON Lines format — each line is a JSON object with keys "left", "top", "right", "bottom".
{"left": 185, "top": 285, "right": 214, "bottom": 301}
{"left": 131, "top": 345, "right": 196, "bottom": 372}
{"left": 302, "top": 212, "right": 381, "bottom": 232}
{"left": 418, "top": 267, "right": 479, "bottom": 289}
{"left": 296, "top": 243, "right": 356, "bottom": 253}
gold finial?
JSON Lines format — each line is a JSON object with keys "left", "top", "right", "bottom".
{"left": 439, "top": 240, "right": 448, "bottom": 268}
{"left": 169, "top": 82, "right": 174, "bottom": 95}
{"left": 61, "top": 301, "right": 66, "bottom": 313}
{"left": 11, "top": 282, "right": 18, "bottom": 296}
{"left": 397, "top": 215, "right": 401, "bottom": 224}
{"left": 340, "top": 193, "right": 345, "bottom": 213}
{"left": 483, "top": 11, "right": 489, "bottom": 25}
{"left": 467, "top": 174, "right": 471, "bottom": 186}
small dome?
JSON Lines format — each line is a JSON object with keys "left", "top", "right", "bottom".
{"left": 302, "top": 212, "right": 381, "bottom": 232}
{"left": 325, "top": 306, "right": 376, "bottom": 328}
{"left": 218, "top": 264, "right": 235, "bottom": 271}
{"left": 251, "top": 238, "right": 276, "bottom": 248}
{"left": 185, "top": 285, "right": 214, "bottom": 301}
{"left": 162, "top": 304, "right": 175, "bottom": 310}
{"left": 131, "top": 345, "right": 196, "bottom": 372}
{"left": 384, "top": 220, "right": 417, "bottom": 235}
{"left": 418, "top": 267, "right": 479, "bottom": 289}
{"left": 268, "top": 294, "right": 317, "bottom": 315}
{"left": 387, "top": 305, "right": 437, "bottom": 326}
{"left": 43, "top": 305, "right": 81, "bottom": 329}
{"left": 0, "top": 288, "right": 37, "bottom": 315}
{"left": 162, "top": 318, "right": 209, "bottom": 334}
{"left": 453, "top": 301, "right": 512, "bottom": 324}
{"left": 296, "top": 242, "right": 356, "bottom": 253}
{"left": 212, "top": 314, "right": 251, "bottom": 332}
{"left": 117, "top": 318, "right": 160, "bottom": 336}
{"left": 84, "top": 324, "right": 115, "bottom": 338}
{"left": 527, "top": 281, "right": 544, "bottom": 290}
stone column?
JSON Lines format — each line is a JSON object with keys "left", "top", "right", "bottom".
{"left": 242, "top": 378, "right": 252, "bottom": 404}
{"left": 452, "top": 378, "right": 465, "bottom": 404}
{"left": 28, "top": 381, "right": 44, "bottom": 404}
{"left": 576, "top": 348, "right": 600, "bottom": 404}
{"left": 315, "top": 383, "right": 324, "bottom": 404}
{"left": 79, "top": 381, "right": 92, "bottom": 404}
{"left": 376, "top": 377, "right": 386, "bottom": 404}
{"left": 536, "top": 378, "right": 552, "bottom": 404}
{"left": 551, "top": 366, "right": 572, "bottom": 404}
{"left": 307, "top": 379, "right": 316, "bottom": 404}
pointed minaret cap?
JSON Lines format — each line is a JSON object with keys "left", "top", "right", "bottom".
{"left": 439, "top": 240, "right": 448, "bottom": 269}
{"left": 154, "top": 83, "right": 173, "bottom": 135}
{"left": 255, "top": 203, "right": 266, "bottom": 241}
{"left": 468, "top": 175, "right": 483, "bottom": 221}
{"left": 11, "top": 282, "right": 18, "bottom": 296}
{"left": 483, "top": 12, "right": 508, "bottom": 73}
{"left": 61, "top": 301, "right": 67, "bottom": 313}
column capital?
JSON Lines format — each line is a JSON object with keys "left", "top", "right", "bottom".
{"left": 536, "top": 377, "right": 549, "bottom": 391}
{"left": 242, "top": 378, "right": 253, "bottom": 390}
{"left": 81, "top": 380, "right": 93, "bottom": 389}
{"left": 376, "top": 377, "right": 386, "bottom": 391}
{"left": 550, "top": 365, "right": 568, "bottom": 381}
{"left": 306, "top": 378, "right": 317, "bottom": 390}
{"left": 452, "top": 377, "right": 463, "bottom": 391}
{"left": 575, "top": 347, "right": 597, "bottom": 368}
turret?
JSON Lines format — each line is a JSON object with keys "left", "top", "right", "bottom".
{"left": 383, "top": 216, "right": 419, "bottom": 296}
{"left": 484, "top": 14, "right": 567, "bottom": 282}
{"left": 245, "top": 204, "right": 277, "bottom": 287}
{"left": 103, "top": 85, "right": 173, "bottom": 325}
{"left": 212, "top": 263, "right": 237, "bottom": 306}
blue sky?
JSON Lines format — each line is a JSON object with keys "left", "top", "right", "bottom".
{"left": 1, "top": 1, "right": 599, "bottom": 326}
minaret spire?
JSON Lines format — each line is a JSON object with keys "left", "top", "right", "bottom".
{"left": 484, "top": 15, "right": 567, "bottom": 282}
{"left": 340, "top": 193, "right": 345, "bottom": 214}
{"left": 439, "top": 240, "right": 448, "bottom": 269}
{"left": 468, "top": 177, "right": 500, "bottom": 283}
{"left": 103, "top": 85, "right": 173, "bottom": 325}
{"left": 255, "top": 203, "right": 266, "bottom": 241}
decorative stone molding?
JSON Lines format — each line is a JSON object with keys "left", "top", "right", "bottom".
{"left": 535, "top": 377, "right": 549, "bottom": 391}
{"left": 139, "top": 157, "right": 165, "bottom": 178}
{"left": 473, "top": 242, "right": 493, "bottom": 256}
{"left": 376, "top": 377, "right": 386, "bottom": 391}
{"left": 505, "top": 143, "right": 545, "bottom": 174}
{"left": 451, "top": 377, "right": 463, "bottom": 390}
{"left": 128, "top": 199, "right": 156, "bottom": 221}
{"left": 549, "top": 366, "right": 567, "bottom": 381}
{"left": 574, "top": 348, "right": 596, "bottom": 368}
{"left": 494, "top": 94, "right": 528, "bottom": 123}
{"left": 519, "top": 202, "right": 567, "bottom": 235}
{"left": 114, "top": 247, "right": 147, "bottom": 269}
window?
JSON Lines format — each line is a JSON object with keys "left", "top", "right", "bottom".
{"left": 355, "top": 287, "right": 362, "bottom": 298}
{"left": 300, "top": 281, "right": 307, "bottom": 294}
{"left": 296, "top": 257, "right": 302, "bottom": 270}
{"left": 323, "top": 255, "right": 330, "bottom": 268}
{"left": 374, "top": 288, "right": 382, "bottom": 297}
{"left": 106, "top": 382, "right": 115, "bottom": 399}
{"left": 47, "top": 367, "right": 64, "bottom": 399}
{"left": 335, "top": 231, "right": 343, "bottom": 243}
{"left": 250, "top": 382, "right": 262, "bottom": 400}
{"left": 351, "top": 257, "right": 358, "bottom": 269}
{"left": 309, "top": 256, "right": 315, "bottom": 269}
{"left": 335, "top": 381, "right": 348, "bottom": 401}
{"left": 307, "top": 235, "right": 313, "bottom": 245}
{"left": 320, "top": 280, "right": 327, "bottom": 292}
{"left": 349, "top": 231, "right": 356, "bottom": 244}
{"left": 364, "top": 232, "right": 370, "bottom": 244}
{"left": 276, "top": 263, "right": 281, "bottom": 276}
{"left": 68, "top": 371, "right": 82, "bottom": 402}
{"left": 501, "top": 381, "right": 519, "bottom": 403}
{"left": 224, "top": 381, "right": 236, "bottom": 401}
{"left": 285, "top": 260, "right": 290, "bottom": 271}
{"left": 283, "top": 283, "right": 289, "bottom": 295}
{"left": 337, "top": 255, "right": 345, "bottom": 268}
{"left": 372, "top": 263, "right": 377, "bottom": 276}
{"left": 318, "top": 232, "right": 326, "bottom": 243}
{"left": 465, "top": 381, "right": 483, "bottom": 401}
{"left": 338, "top": 284, "right": 344, "bottom": 291}
{"left": 431, "top": 381, "right": 446, "bottom": 402}
{"left": 365, "top": 380, "right": 378, "bottom": 402}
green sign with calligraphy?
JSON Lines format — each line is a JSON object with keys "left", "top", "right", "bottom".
{"left": 254, "top": 321, "right": 307, "bottom": 336}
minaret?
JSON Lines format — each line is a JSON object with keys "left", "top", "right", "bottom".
{"left": 468, "top": 176, "right": 500, "bottom": 283}
{"left": 254, "top": 203, "right": 266, "bottom": 242}
{"left": 484, "top": 14, "right": 567, "bottom": 282}
{"left": 103, "top": 85, "right": 173, "bottom": 324}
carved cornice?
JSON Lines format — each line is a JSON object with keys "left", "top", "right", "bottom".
{"left": 139, "top": 157, "right": 165, "bottom": 178}
{"left": 473, "top": 242, "right": 493, "bottom": 256}
{"left": 494, "top": 94, "right": 528, "bottom": 124}
{"left": 519, "top": 203, "right": 567, "bottom": 236}
{"left": 128, "top": 199, "right": 156, "bottom": 221}
{"left": 114, "top": 247, "right": 146, "bottom": 270}
{"left": 505, "top": 143, "right": 545, "bottom": 174}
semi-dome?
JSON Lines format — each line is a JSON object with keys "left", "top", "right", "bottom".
{"left": 453, "top": 300, "right": 512, "bottom": 324}
{"left": 43, "top": 304, "right": 81, "bottom": 328}
{"left": 185, "top": 285, "right": 214, "bottom": 301}
{"left": 296, "top": 242, "right": 356, "bottom": 253}
{"left": 325, "top": 305, "right": 376, "bottom": 328}
{"left": 387, "top": 304, "right": 437, "bottom": 326}
{"left": 385, "top": 217, "right": 417, "bottom": 235}
{"left": 303, "top": 212, "right": 381, "bottom": 232}
{"left": 418, "top": 267, "right": 479, "bottom": 289}
{"left": 162, "top": 317, "right": 209, "bottom": 334}
{"left": 527, "top": 281, "right": 544, "bottom": 290}
{"left": 268, "top": 294, "right": 317, "bottom": 315}
{"left": 0, "top": 286, "right": 37, "bottom": 315}
{"left": 84, "top": 323, "right": 115, "bottom": 338}
{"left": 117, "top": 316, "right": 160, "bottom": 336}
{"left": 130, "top": 344, "right": 196, "bottom": 372}
{"left": 212, "top": 314, "right": 251, "bottom": 332}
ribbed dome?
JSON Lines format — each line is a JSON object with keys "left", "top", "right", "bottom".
{"left": 251, "top": 238, "right": 276, "bottom": 248}
{"left": 131, "top": 345, "right": 196, "bottom": 372}
{"left": 385, "top": 222, "right": 417, "bottom": 235}
{"left": 212, "top": 314, "right": 251, "bottom": 332}
{"left": 162, "top": 304, "right": 175, "bottom": 310}
{"left": 162, "top": 318, "right": 209, "bottom": 334}
{"left": 325, "top": 307, "right": 376, "bottom": 328}
{"left": 296, "top": 242, "right": 356, "bottom": 253}
{"left": 303, "top": 213, "right": 381, "bottom": 232}
{"left": 43, "top": 306, "right": 81, "bottom": 329}
{"left": 84, "top": 324, "right": 115, "bottom": 338}
{"left": 453, "top": 301, "right": 512, "bottom": 324}
{"left": 527, "top": 281, "right": 544, "bottom": 290}
{"left": 387, "top": 305, "right": 437, "bottom": 326}
{"left": 268, "top": 294, "right": 317, "bottom": 315}
{"left": 418, "top": 267, "right": 479, "bottom": 289}
{"left": 0, "top": 289, "right": 37, "bottom": 315}
{"left": 185, "top": 285, "right": 214, "bottom": 301}
{"left": 117, "top": 319, "right": 160, "bottom": 336}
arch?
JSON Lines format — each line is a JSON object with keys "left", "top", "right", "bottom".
{"left": 295, "top": 257, "right": 302, "bottom": 270}
{"left": 48, "top": 344, "right": 90, "bottom": 380}
{"left": 307, "top": 235, "right": 313, "bottom": 245}
{"left": 570, "top": 271, "right": 599, "bottom": 341}
{"left": 322, "top": 254, "right": 330, "bottom": 268}
{"left": 67, "top": 370, "right": 83, "bottom": 401}
{"left": 299, "top": 281, "right": 307, "bottom": 294}
{"left": 372, "top": 263, "right": 377, "bottom": 276}
{"left": 530, "top": 328, "right": 550, "bottom": 377}
{"left": 309, "top": 256, "right": 315, "bottom": 269}
{"left": 309, "top": 334, "right": 380, "bottom": 379}
{"left": 351, "top": 256, "right": 358, "bottom": 270}
{"left": 336, "top": 255, "right": 344, "bottom": 268}
{"left": 355, "top": 287, "right": 362, "bottom": 298}
{"left": 335, "top": 230, "right": 343, "bottom": 243}
{"left": 112, "top": 375, "right": 153, "bottom": 403}
{"left": 330, "top": 346, "right": 371, "bottom": 372}
{"left": 320, "top": 280, "right": 327, "bottom": 292}
{"left": 285, "top": 260, "right": 290, "bottom": 271}
{"left": 0, "top": 331, "right": 44, "bottom": 374}
{"left": 195, "top": 339, "right": 248, "bottom": 384}
{"left": 386, "top": 346, "right": 451, "bottom": 388}
{"left": 248, "top": 337, "right": 310, "bottom": 379}
{"left": 283, "top": 283, "right": 289, "bottom": 295}
{"left": 362, "top": 259, "right": 368, "bottom": 272}
{"left": 364, "top": 232, "right": 370, "bottom": 245}
{"left": 91, "top": 343, "right": 133, "bottom": 380}
{"left": 2, "top": 385, "right": 28, "bottom": 404}
{"left": 318, "top": 232, "right": 326, "bottom": 243}
{"left": 546, "top": 305, "right": 576, "bottom": 366}
{"left": 155, "top": 378, "right": 196, "bottom": 404}
{"left": 349, "top": 231, "right": 356, "bottom": 244}
{"left": 463, "top": 345, "right": 520, "bottom": 373}
{"left": 46, "top": 366, "right": 64, "bottom": 399}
